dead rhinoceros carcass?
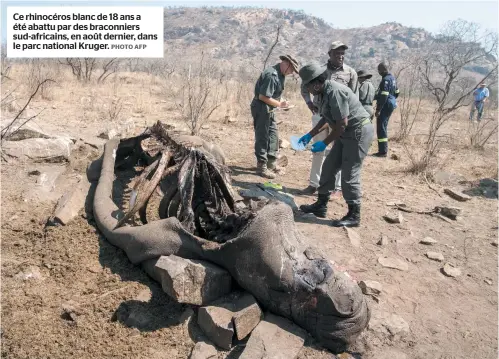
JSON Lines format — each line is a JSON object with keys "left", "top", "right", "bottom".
{"left": 91, "top": 120, "right": 370, "bottom": 353}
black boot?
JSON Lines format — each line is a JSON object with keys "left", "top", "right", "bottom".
{"left": 331, "top": 204, "right": 361, "bottom": 227}
{"left": 299, "top": 193, "right": 330, "bottom": 218}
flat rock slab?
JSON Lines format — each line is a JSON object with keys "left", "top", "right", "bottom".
{"left": 2, "top": 137, "right": 73, "bottom": 162}
{"left": 420, "top": 237, "right": 437, "bottom": 245}
{"left": 189, "top": 341, "right": 218, "bottom": 359}
{"left": 426, "top": 251, "right": 444, "bottom": 262}
{"left": 368, "top": 311, "right": 410, "bottom": 341}
{"left": 15, "top": 265, "right": 42, "bottom": 281}
{"left": 198, "top": 306, "right": 234, "bottom": 350}
{"left": 383, "top": 212, "right": 404, "bottom": 224}
{"left": 1, "top": 118, "right": 71, "bottom": 138}
{"left": 155, "top": 255, "right": 232, "bottom": 305}
{"left": 1, "top": 121, "right": 52, "bottom": 141}
{"left": 239, "top": 313, "right": 307, "bottom": 359}
{"left": 444, "top": 188, "right": 471, "bottom": 202}
{"left": 23, "top": 165, "right": 67, "bottom": 203}
{"left": 344, "top": 227, "right": 361, "bottom": 248}
{"left": 442, "top": 263, "right": 461, "bottom": 277}
{"left": 198, "top": 292, "right": 263, "bottom": 349}
{"left": 434, "top": 206, "right": 461, "bottom": 220}
{"left": 50, "top": 179, "right": 90, "bottom": 225}
{"left": 232, "top": 294, "right": 263, "bottom": 340}
{"left": 378, "top": 256, "right": 409, "bottom": 271}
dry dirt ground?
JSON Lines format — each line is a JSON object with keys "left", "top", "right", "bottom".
{"left": 1, "top": 68, "right": 498, "bottom": 359}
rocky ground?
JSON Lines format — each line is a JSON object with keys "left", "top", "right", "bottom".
{"left": 1, "top": 67, "right": 498, "bottom": 359}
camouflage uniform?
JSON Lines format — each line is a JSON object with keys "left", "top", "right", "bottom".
{"left": 251, "top": 64, "right": 285, "bottom": 166}
{"left": 300, "top": 61, "right": 358, "bottom": 191}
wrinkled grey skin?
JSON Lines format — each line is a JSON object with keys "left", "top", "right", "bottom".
{"left": 92, "top": 136, "right": 370, "bottom": 353}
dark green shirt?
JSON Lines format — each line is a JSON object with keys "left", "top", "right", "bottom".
{"left": 319, "top": 80, "right": 370, "bottom": 130}
{"left": 254, "top": 64, "right": 285, "bottom": 103}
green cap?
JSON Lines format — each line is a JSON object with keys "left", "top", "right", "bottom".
{"left": 299, "top": 62, "right": 327, "bottom": 85}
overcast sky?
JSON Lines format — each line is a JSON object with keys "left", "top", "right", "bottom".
{"left": 1, "top": 0, "right": 498, "bottom": 41}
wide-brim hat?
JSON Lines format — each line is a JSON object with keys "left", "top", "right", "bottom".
{"left": 357, "top": 70, "right": 372, "bottom": 79}
{"left": 328, "top": 41, "right": 348, "bottom": 52}
{"left": 279, "top": 55, "right": 299, "bottom": 73}
{"left": 299, "top": 62, "right": 328, "bottom": 85}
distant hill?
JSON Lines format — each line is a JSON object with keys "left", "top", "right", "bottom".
{"left": 161, "top": 6, "right": 492, "bottom": 79}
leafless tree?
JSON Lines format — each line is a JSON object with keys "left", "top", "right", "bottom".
{"left": 392, "top": 55, "right": 424, "bottom": 141}
{"left": 177, "top": 53, "right": 224, "bottom": 135}
{"left": 60, "top": 58, "right": 97, "bottom": 82}
{"left": 97, "top": 58, "right": 121, "bottom": 83}
{"left": 24, "top": 59, "right": 61, "bottom": 99}
{"left": 262, "top": 24, "right": 282, "bottom": 70}
{"left": 1, "top": 79, "right": 55, "bottom": 144}
{"left": 405, "top": 19, "right": 498, "bottom": 174}
{"left": 1, "top": 44, "right": 12, "bottom": 83}
{"left": 467, "top": 100, "right": 498, "bottom": 148}
{"left": 60, "top": 58, "right": 121, "bottom": 82}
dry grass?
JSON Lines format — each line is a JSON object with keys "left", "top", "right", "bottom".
{"left": 1, "top": 60, "right": 497, "bottom": 180}
{"left": 1, "top": 59, "right": 498, "bottom": 359}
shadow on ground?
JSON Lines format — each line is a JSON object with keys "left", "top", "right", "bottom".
{"left": 229, "top": 165, "right": 256, "bottom": 177}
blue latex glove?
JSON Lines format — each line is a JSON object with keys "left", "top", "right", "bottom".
{"left": 311, "top": 141, "right": 327, "bottom": 153}
{"left": 299, "top": 133, "right": 312, "bottom": 146}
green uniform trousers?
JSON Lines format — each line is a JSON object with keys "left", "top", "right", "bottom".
{"left": 318, "top": 121, "right": 374, "bottom": 205}
{"left": 363, "top": 105, "right": 374, "bottom": 121}
{"left": 251, "top": 99, "right": 278, "bottom": 164}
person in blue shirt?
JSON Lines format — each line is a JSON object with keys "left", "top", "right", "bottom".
{"left": 373, "top": 63, "right": 399, "bottom": 157}
{"left": 470, "top": 82, "right": 489, "bottom": 122}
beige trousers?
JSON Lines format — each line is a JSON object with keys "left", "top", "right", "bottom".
{"left": 309, "top": 114, "right": 341, "bottom": 189}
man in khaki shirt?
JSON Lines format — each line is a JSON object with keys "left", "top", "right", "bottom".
{"left": 300, "top": 41, "right": 358, "bottom": 197}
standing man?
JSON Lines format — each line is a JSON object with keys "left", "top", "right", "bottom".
{"left": 373, "top": 62, "right": 399, "bottom": 157}
{"left": 251, "top": 55, "right": 299, "bottom": 179}
{"left": 297, "top": 62, "right": 374, "bottom": 227}
{"left": 357, "top": 70, "right": 375, "bottom": 121}
{"left": 299, "top": 41, "right": 359, "bottom": 196}
{"left": 470, "top": 82, "right": 489, "bottom": 122}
